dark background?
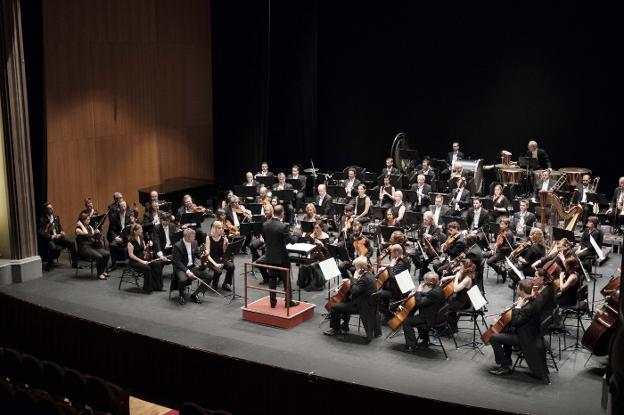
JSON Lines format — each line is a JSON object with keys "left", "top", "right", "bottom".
{"left": 212, "top": 0, "right": 622, "bottom": 195}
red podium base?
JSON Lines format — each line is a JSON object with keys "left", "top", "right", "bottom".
{"left": 241, "top": 296, "right": 316, "bottom": 329}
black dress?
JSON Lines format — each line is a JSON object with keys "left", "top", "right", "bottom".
{"left": 128, "top": 237, "right": 164, "bottom": 293}
{"left": 380, "top": 186, "right": 394, "bottom": 208}
{"left": 76, "top": 225, "right": 110, "bottom": 275}
{"left": 354, "top": 196, "right": 370, "bottom": 223}
{"left": 209, "top": 236, "right": 235, "bottom": 289}
{"left": 557, "top": 272, "right": 580, "bottom": 307}
{"left": 391, "top": 203, "right": 405, "bottom": 226}
{"left": 491, "top": 195, "right": 510, "bottom": 223}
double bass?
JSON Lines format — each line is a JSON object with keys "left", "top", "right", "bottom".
{"left": 582, "top": 275, "right": 620, "bottom": 356}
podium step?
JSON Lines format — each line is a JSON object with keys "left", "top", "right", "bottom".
{"left": 242, "top": 296, "right": 316, "bottom": 329}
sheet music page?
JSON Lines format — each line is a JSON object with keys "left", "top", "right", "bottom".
{"left": 589, "top": 235, "right": 605, "bottom": 260}
{"left": 467, "top": 285, "right": 487, "bottom": 310}
{"left": 319, "top": 258, "right": 341, "bottom": 281}
{"left": 505, "top": 256, "right": 524, "bottom": 280}
{"left": 286, "top": 243, "right": 316, "bottom": 253}
{"left": 395, "top": 270, "right": 415, "bottom": 294}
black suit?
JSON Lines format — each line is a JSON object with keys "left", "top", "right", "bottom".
{"left": 429, "top": 204, "right": 451, "bottom": 227}
{"left": 572, "top": 184, "right": 595, "bottom": 226}
{"left": 287, "top": 174, "right": 307, "bottom": 211}
{"left": 272, "top": 183, "right": 295, "bottom": 222}
{"left": 449, "top": 187, "right": 471, "bottom": 215}
{"left": 534, "top": 178, "right": 557, "bottom": 198}
{"left": 577, "top": 228, "right": 604, "bottom": 270}
{"left": 466, "top": 208, "right": 490, "bottom": 230}
{"left": 511, "top": 211, "right": 537, "bottom": 237}
{"left": 381, "top": 167, "right": 398, "bottom": 176}
{"left": 315, "top": 194, "right": 334, "bottom": 216}
{"left": 418, "top": 168, "right": 436, "bottom": 185}
{"left": 143, "top": 209, "right": 164, "bottom": 226}
{"left": 329, "top": 271, "right": 378, "bottom": 340}
{"left": 38, "top": 215, "right": 77, "bottom": 267}
{"left": 172, "top": 239, "right": 212, "bottom": 299}
{"left": 403, "top": 285, "right": 446, "bottom": 346}
{"left": 410, "top": 183, "right": 431, "bottom": 211}
{"left": 413, "top": 224, "right": 442, "bottom": 279}
{"left": 525, "top": 148, "right": 551, "bottom": 170}
{"left": 433, "top": 235, "right": 466, "bottom": 275}
{"left": 261, "top": 218, "right": 295, "bottom": 305}
{"left": 107, "top": 209, "right": 133, "bottom": 263}
{"left": 343, "top": 178, "right": 360, "bottom": 199}
{"left": 446, "top": 151, "right": 465, "bottom": 167}
{"left": 152, "top": 223, "right": 178, "bottom": 256}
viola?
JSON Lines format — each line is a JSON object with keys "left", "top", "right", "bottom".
{"left": 324, "top": 279, "right": 351, "bottom": 312}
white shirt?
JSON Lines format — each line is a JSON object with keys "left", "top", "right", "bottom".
{"left": 417, "top": 185, "right": 424, "bottom": 204}
{"left": 581, "top": 186, "right": 588, "bottom": 203}
{"left": 345, "top": 179, "right": 355, "bottom": 195}
{"left": 433, "top": 206, "right": 441, "bottom": 225}
{"left": 232, "top": 211, "right": 240, "bottom": 227}
{"left": 48, "top": 215, "right": 57, "bottom": 236}
{"left": 164, "top": 226, "right": 172, "bottom": 248}
{"left": 541, "top": 181, "right": 549, "bottom": 191}
{"left": 472, "top": 208, "right": 481, "bottom": 229}
{"left": 183, "top": 240, "right": 193, "bottom": 267}
{"left": 120, "top": 211, "right": 126, "bottom": 228}
{"left": 455, "top": 189, "right": 463, "bottom": 210}
{"left": 532, "top": 150, "right": 538, "bottom": 158}
{"left": 452, "top": 152, "right": 459, "bottom": 165}
{"left": 318, "top": 194, "right": 325, "bottom": 206}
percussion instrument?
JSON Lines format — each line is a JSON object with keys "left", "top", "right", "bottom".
{"left": 559, "top": 167, "right": 591, "bottom": 188}
{"left": 497, "top": 167, "right": 524, "bottom": 185}
{"left": 500, "top": 150, "right": 513, "bottom": 166}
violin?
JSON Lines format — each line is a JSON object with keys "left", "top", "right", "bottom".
{"left": 510, "top": 240, "right": 532, "bottom": 259}
{"left": 343, "top": 216, "right": 353, "bottom": 239}
{"left": 441, "top": 232, "right": 459, "bottom": 252}
{"left": 324, "top": 279, "right": 351, "bottom": 311}
{"left": 235, "top": 206, "right": 252, "bottom": 220}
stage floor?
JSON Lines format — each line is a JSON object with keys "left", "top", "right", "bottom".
{"left": 2, "top": 249, "right": 618, "bottom": 415}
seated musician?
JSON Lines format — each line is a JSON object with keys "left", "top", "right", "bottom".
{"left": 176, "top": 194, "right": 207, "bottom": 246}
{"left": 255, "top": 161, "right": 274, "bottom": 178}
{"left": 127, "top": 224, "right": 164, "bottom": 293}
{"left": 441, "top": 141, "right": 464, "bottom": 179}
{"left": 526, "top": 140, "right": 552, "bottom": 170}
{"left": 257, "top": 186, "right": 271, "bottom": 208}
{"left": 144, "top": 190, "right": 159, "bottom": 211}
{"left": 381, "top": 208, "right": 398, "bottom": 228}
{"left": 300, "top": 203, "right": 319, "bottom": 237}
{"left": 339, "top": 204, "right": 355, "bottom": 241}
{"left": 143, "top": 200, "right": 164, "bottom": 225}
{"left": 605, "top": 176, "right": 624, "bottom": 234}
{"left": 491, "top": 184, "right": 510, "bottom": 223}
{"left": 449, "top": 177, "right": 471, "bottom": 217}
{"left": 379, "top": 176, "right": 395, "bottom": 209}
{"left": 432, "top": 221, "right": 465, "bottom": 276}
{"left": 402, "top": 272, "right": 446, "bottom": 351}
{"left": 485, "top": 218, "right": 514, "bottom": 282}
{"left": 288, "top": 165, "right": 307, "bottom": 212}
{"left": 297, "top": 220, "right": 330, "bottom": 291}
{"left": 153, "top": 214, "right": 177, "bottom": 258}
{"left": 243, "top": 171, "right": 259, "bottom": 188}
{"left": 429, "top": 194, "right": 450, "bottom": 228}
{"left": 466, "top": 198, "right": 489, "bottom": 232}
{"left": 344, "top": 167, "right": 360, "bottom": 203}
{"left": 575, "top": 216, "right": 604, "bottom": 271}
{"left": 315, "top": 184, "right": 334, "bottom": 216}
{"left": 107, "top": 191, "right": 123, "bottom": 214}
{"left": 107, "top": 199, "right": 132, "bottom": 267}
{"left": 556, "top": 257, "right": 581, "bottom": 307}
{"left": 172, "top": 228, "right": 213, "bottom": 305}
{"left": 489, "top": 279, "right": 550, "bottom": 383}
{"left": 571, "top": 174, "right": 594, "bottom": 226}
{"left": 410, "top": 174, "right": 431, "bottom": 213}
{"left": 272, "top": 172, "right": 294, "bottom": 223}
{"left": 220, "top": 190, "right": 235, "bottom": 210}
{"left": 75, "top": 212, "right": 110, "bottom": 280}
{"left": 415, "top": 211, "right": 443, "bottom": 280}
{"left": 38, "top": 202, "right": 79, "bottom": 271}
{"left": 507, "top": 227, "right": 546, "bottom": 289}
{"left": 378, "top": 244, "right": 411, "bottom": 319}
{"left": 353, "top": 184, "right": 371, "bottom": 224}
{"left": 534, "top": 169, "right": 556, "bottom": 198}
{"left": 339, "top": 221, "right": 373, "bottom": 279}
{"left": 381, "top": 157, "right": 398, "bottom": 176}
{"left": 441, "top": 259, "right": 476, "bottom": 332}
{"left": 205, "top": 221, "right": 235, "bottom": 292}
{"left": 81, "top": 198, "right": 97, "bottom": 218}
{"left": 418, "top": 158, "right": 436, "bottom": 185}
{"left": 391, "top": 191, "right": 407, "bottom": 226}
{"left": 463, "top": 234, "right": 484, "bottom": 292}
{"left": 448, "top": 162, "right": 473, "bottom": 190}
{"left": 512, "top": 199, "right": 536, "bottom": 239}
{"left": 323, "top": 256, "right": 377, "bottom": 342}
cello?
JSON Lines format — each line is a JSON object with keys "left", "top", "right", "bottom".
{"left": 324, "top": 279, "right": 351, "bottom": 312}
{"left": 375, "top": 267, "right": 390, "bottom": 290}
{"left": 481, "top": 306, "right": 515, "bottom": 345}
{"left": 388, "top": 295, "right": 418, "bottom": 331}
{"left": 582, "top": 275, "right": 620, "bottom": 356}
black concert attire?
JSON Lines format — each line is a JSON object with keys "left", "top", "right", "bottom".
{"left": 410, "top": 182, "right": 431, "bottom": 212}
{"left": 128, "top": 238, "right": 164, "bottom": 293}
{"left": 315, "top": 193, "right": 334, "bottom": 216}
{"left": 447, "top": 274, "right": 474, "bottom": 331}
{"left": 556, "top": 271, "right": 580, "bottom": 307}
{"left": 414, "top": 223, "right": 443, "bottom": 280}
{"left": 381, "top": 166, "right": 398, "bottom": 177}
{"left": 107, "top": 209, "right": 132, "bottom": 263}
{"left": 255, "top": 170, "right": 274, "bottom": 178}
{"left": 466, "top": 207, "right": 489, "bottom": 231}
{"left": 329, "top": 270, "right": 378, "bottom": 340}
{"left": 38, "top": 214, "right": 78, "bottom": 268}
{"left": 507, "top": 243, "right": 546, "bottom": 285}
{"left": 75, "top": 225, "right": 110, "bottom": 275}
{"left": 379, "top": 185, "right": 395, "bottom": 209}
{"left": 338, "top": 233, "right": 373, "bottom": 279}
{"left": 609, "top": 186, "right": 624, "bottom": 232}
{"left": 354, "top": 195, "right": 371, "bottom": 224}
{"left": 297, "top": 236, "right": 329, "bottom": 291}
{"left": 511, "top": 211, "right": 537, "bottom": 238}
{"left": 208, "top": 235, "right": 235, "bottom": 290}
{"left": 525, "top": 148, "right": 552, "bottom": 170}
{"left": 378, "top": 256, "right": 411, "bottom": 316}
{"left": 261, "top": 217, "right": 295, "bottom": 306}
{"left": 572, "top": 183, "right": 594, "bottom": 226}
{"left": 429, "top": 204, "right": 451, "bottom": 228}
{"left": 534, "top": 178, "right": 557, "bottom": 199}
{"left": 152, "top": 222, "right": 177, "bottom": 257}
{"left": 143, "top": 208, "right": 164, "bottom": 226}
{"left": 343, "top": 178, "right": 360, "bottom": 202}
{"left": 418, "top": 167, "right": 436, "bottom": 185}
{"left": 490, "top": 298, "right": 549, "bottom": 378}
{"left": 287, "top": 174, "right": 307, "bottom": 212}
{"left": 449, "top": 187, "right": 471, "bottom": 217}
{"left": 491, "top": 195, "right": 510, "bottom": 223}
{"left": 441, "top": 151, "right": 465, "bottom": 179}
{"left": 486, "top": 228, "right": 514, "bottom": 281}
{"left": 432, "top": 235, "right": 465, "bottom": 276}
{"left": 272, "top": 182, "right": 295, "bottom": 223}
{"left": 391, "top": 202, "right": 406, "bottom": 226}
{"left": 403, "top": 285, "right": 445, "bottom": 347}
{"left": 172, "top": 239, "right": 212, "bottom": 300}
{"left": 175, "top": 206, "right": 207, "bottom": 246}
{"left": 465, "top": 242, "right": 485, "bottom": 293}
{"left": 577, "top": 227, "right": 604, "bottom": 271}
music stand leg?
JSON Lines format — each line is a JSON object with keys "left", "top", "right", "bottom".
{"left": 227, "top": 267, "right": 243, "bottom": 304}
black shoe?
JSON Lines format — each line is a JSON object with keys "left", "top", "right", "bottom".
{"left": 403, "top": 344, "right": 416, "bottom": 353}
{"left": 286, "top": 300, "right": 299, "bottom": 307}
{"left": 221, "top": 283, "right": 232, "bottom": 292}
{"left": 340, "top": 324, "right": 350, "bottom": 333}
{"left": 508, "top": 282, "right": 516, "bottom": 290}
{"left": 44, "top": 262, "right": 52, "bottom": 272}
{"left": 270, "top": 300, "right": 277, "bottom": 308}
{"left": 190, "top": 294, "right": 202, "bottom": 304}
{"left": 323, "top": 328, "right": 342, "bottom": 336}
{"left": 259, "top": 280, "right": 269, "bottom": 285}
{"left": 178, "top": 296, "right": 185, "bottom": 305}
{"left": 489, "top": 366, "right": 511, "bottom": 376}
{"left": 417, "top": 339, "right": 430, "bottom": 349}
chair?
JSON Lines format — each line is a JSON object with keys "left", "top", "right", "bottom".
{"left": 1, "top": 347, "right": 23, "bottom": 383}
{"left": 118, "top": 265, "right": 142, "bottom": 290}
{"left": 74, "top": 242, "right": 95, "bottom": 279}
{"left": 86, "top": 375, "right": 129, "bottom": 415}
{"left": 426, "top": 304, "right": 457, "bottom": 359}
{"left": 63, "top": 368, "right": 88, "bottom": 408}
{"left": 41, "top": 361, "right": 65, "bottom": 398}
{"left": 0, "top": 379, "right": 15, "bottom": 413}
{"left": 561, "top": 284, "right": 590, "bottom": 350}
{"left": 21, "top": 354, "right": 44, "bottom": 389}
{"left": 512, "top": 314, "right": 559, "bottom": 375}
{"left": 169, "top": 274, "right": 192, "bottom": 300}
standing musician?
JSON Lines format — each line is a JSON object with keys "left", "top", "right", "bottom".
{"left": 344, "top": 167, "right": 360, "bottom": 202}
{"left": 512, "top": 199, "right": 536, "bottom": 238}
{"left": 323, "top": 256, "right": 377, "bottom": 342}
{"left": 127, "top": 224, "right": 164, "bottom": 293}
{"left": 288, "top": 165, "right": 307, "bottom": 212}
{"left": 442, "top": 142, "right": 464, "bottom": 179}
{"left": 353, "top": 184, "right": 371, "bottom": 224}
{"left": 81, "top": 198, "right": 97, "bottom": 218}
{"left": 381, "top": 157, "right": 398, "bottom": 176}
{"left": 485, "top": 218, "right": 514, "bottom": 282}
{"left": 526, "top": 140, "right": 552, "bottom": 170}
{"left": 506, "top": 227, "right": 546, "bottom": 289}
{"left": 466, "top": 198, "right": 489, "bottom": 232}
{"left": 143, "top": 200, "right": 164, "bottom": 226}
{"left": 441, "top": 259, "right": 476, "bottom": 332}
{"left": 379, "top": 175, "right": 395, "bottom": 209}
{"left": 205, "top": 221, "right": 235, "bottom": 292}
{"left": 255, "top": 161, "right": 274, "bottom": 178}
{"left": 401, "top": 272, "right": 446, "bottom": 351}
{"left": 432, "top": 221, "right": 465, "bottom": 276}
{"left": 534, "top": 169, "right": 556, "bottom": 198}
{"left": 339, "top": 221, "right": 373, "bottom": 279}
{"left": 107, "top": 199, "right": 132, "bottom": 267}
{"left": 257, "top": 186, "right": 272, "bottom": 208}
{"left": 415, "top": 211, "right": 444, "bottom": 280}
{"left": 315, "top": 184, "right": 334, "bottom": 216}
{"left": 575, "top": 216, "right": 604, "bottom": 272}
{"left": 417, "top": 158, "right": 436, "bottom": 185}
{"left": 429, "top": 194, "right": 450, "bottom": 228}
{"left": 449, "top": 177, "right": 471, "bottom": 217}
{"left": 556, "top": 257, "right": 582, "bottom": 307}
{"left": 272, "top": 173, "right": 294, "bottom": 223}
{"left": 107, "top": 192, "right": 123, "bottom": 214}
{"left": 391, "top": 191, "right": 407, "bottom": 226}
{"left": 38, "top": 202, "right": 79, "bottom": 271}
{"left": 571, "top": 174, "right": 594, "bottom": 226}
{"left": 490, "top": 184, "right": 510, "bottom": 223}
{"left": 605, "top": 176, "right": 624, "bottom": 234}
{"left": 175, "top": 194, "right": 207, "bottom": 246}
{"left": 410, "top": 174, "right": 431, "bottom": 213}
{"left": 153, "top": 214, "right": 177, "bottom": 258}
{"left": 488, "top": 279, "right": 550, "bottom": 383}
{"left": 172, "top": 228, "right": 213, "bottom": 305}
{"left": 378, "top": 244, "right": 412, "bottom": 319}
{"left": 75, "top": 212, "right": 110, "bottom": 280}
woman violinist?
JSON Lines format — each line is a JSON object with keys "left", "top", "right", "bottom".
{"left": 441, "top": 259, "right": 476, "bottom": 331}
{"left": 75, "top": 212, "right": 111, "bottom": 280}
{"left": 127, "top": 223, "right": 164, "bottom": 293}
{"left": 206, "top": 220, "right": 235, "bottom": 292}
{"left": 490, "top": 184, "right": 510, "bottom": 223}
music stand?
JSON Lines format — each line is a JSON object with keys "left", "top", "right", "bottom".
{"left": 225, "top": 236, "right": 246, "bottom": 303}
{"left": 286, "top": 178, "right": 304, "bottom": 190}
{"left": 256, "top": 175, "right": 276, "bottom": 187}
{"left": 234, "top": 185, "right": 258, "bottom": 200}
{"left": 518, "top": 157, "right": 539, "bottom": 170}
{"left": 480, "top": 197, "right": 494, "bottom": 211}
{"left": 142, "top": 223, "right": 155, "bottom": 239}
{"left": 326, "top": 185, "right": 347, "bottom": 199}
{"left": 371, "top": 206, "right": 386, "bottom": 221}
{"left": 365, "top": 189, "right": 379, "bottom": 203}
{"left": 159, "top": 201, "right": 172, "bottom": 212}
{"left": 404, "top": 211, "right": 422, "bottom": 228}
{"left": 377, "top": 174, "right": 401, "bottom": 188}
{"left": 552, "top": 227, "right": 575, "bottom": 243}
{"left": 180, "top": 212, "right": 203, "bottom": 226}
{"left": 402, "top": 190, "right": 418, "bottom": 205}
{"left": 379, "top": 225, "right": 400, "bottom": 242}
{"left": 273, "top": 190, "right": 294, "bottom": 204}
{"left": 300, "top": 221, "right": 314, "bottom": 234}
{"left": 245, "top": 203, "right": 262, "bottom": 215}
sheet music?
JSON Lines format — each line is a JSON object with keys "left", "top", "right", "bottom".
{"left": 505, "top": 256, "right": 524, "bottom": 280}
{"left": 319, "top": 258, "right": 341, "bottom": 281}
{"left": 395, "top": 270, "right": 415, "bottom": 294}
{"left": 589, "top": 234, "right": 605, "bottom": 260}
{"left": 467, "top": 285, "right": 487, "bottom": 310}
{"left": 286, "top": 243, "right": 316, "bottom": 253}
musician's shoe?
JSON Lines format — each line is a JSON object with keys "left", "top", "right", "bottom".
{"left": 508, "top": 282, "right": 517, "bottom": 290}
{"left": 340, "top": 324, "right": 350, "bottom": 333}
{"left": 489, "top": 366, "right": 512, "bottom": 376}
{"left": 270, "top": 299, "right": 277, "bottom": 308}
{"left": 240, "top": 248, "right": 249, "bottom": 255}
{"left": 178, "top": 296, "right": 186, "bottom": 305}
{"left": 417, "top": 339, "right": 430, "bottom": 349}
{"left": 403, "top": 344, "right": 416, "bottom": 353}
{"left": 323, "top": 328, "right": 342, "bottom": 336}
{"left": 190, "top": 294, "right": 202, "bottom": 304}
{"left": 44, "top": 262, "right": 52, "bottom": 272}
{"left": 221, "top": 283, "right": 232, "bottom": 292}
{"left": 286, "top": 300, "right": 299, "bottom": 307}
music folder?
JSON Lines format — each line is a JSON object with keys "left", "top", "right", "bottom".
{"left": 180, "top": 212, "right": 203, "bottom": 225}
{"left": 234, "top": 185, "right": 258, "bottom": 199}
{"left": 256, "top": 175, "right": 276, "bottom": 187}
{"left": 273, "top": 190, "right": 294, "bottom": 203}
{"left": 300, "top": 220, "right": 314, "bottom": 234}
{"left": 240, "top": 222, "right": 263, "bottom": 236}
{"left": 467, "top": 285, "right": 487, "bottom": 311}
{"left": 286, "top": 178, "right": 304, "bottom": 190}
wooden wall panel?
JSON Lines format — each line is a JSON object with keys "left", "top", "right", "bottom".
{"left": 44, "top": 0, "right": 213, "bottom": 230}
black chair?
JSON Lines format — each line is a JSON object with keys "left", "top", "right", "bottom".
{"left": 63, "top": 368, "right": 88, "bottom": 408}
{"left": 427, "top": 304, "right": 457, "bottom": 359}
{"left": 118, "top": 265, "right": 142, "bottom": 290}
{"left": 86, "top": 375, "right": 129, "bottom": 415}
{"left": 561, "top": 284, "right": 590, "bottom": 350}
{"left": 13, "top": 387, "right": 38, "bottom": 414}
{"left": 512, "top": 314, "right": 559, "bottom": 376}
{"left": 21, "top": 354, "right": 44, "bottom": 389}
{"left": 41, "top": 361, "right": 65, "bottom": 399}
{"left": 1, "top": 347, "right": 23, "bottom": 383}
{"left": 455, "top": 304, "right": 488, "bottom": 351}
{"left": 36, "top": 395, "right": 69, "bottom": 415}
{"left": 74, "top": 241, "right": 95, "bottom": 279}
